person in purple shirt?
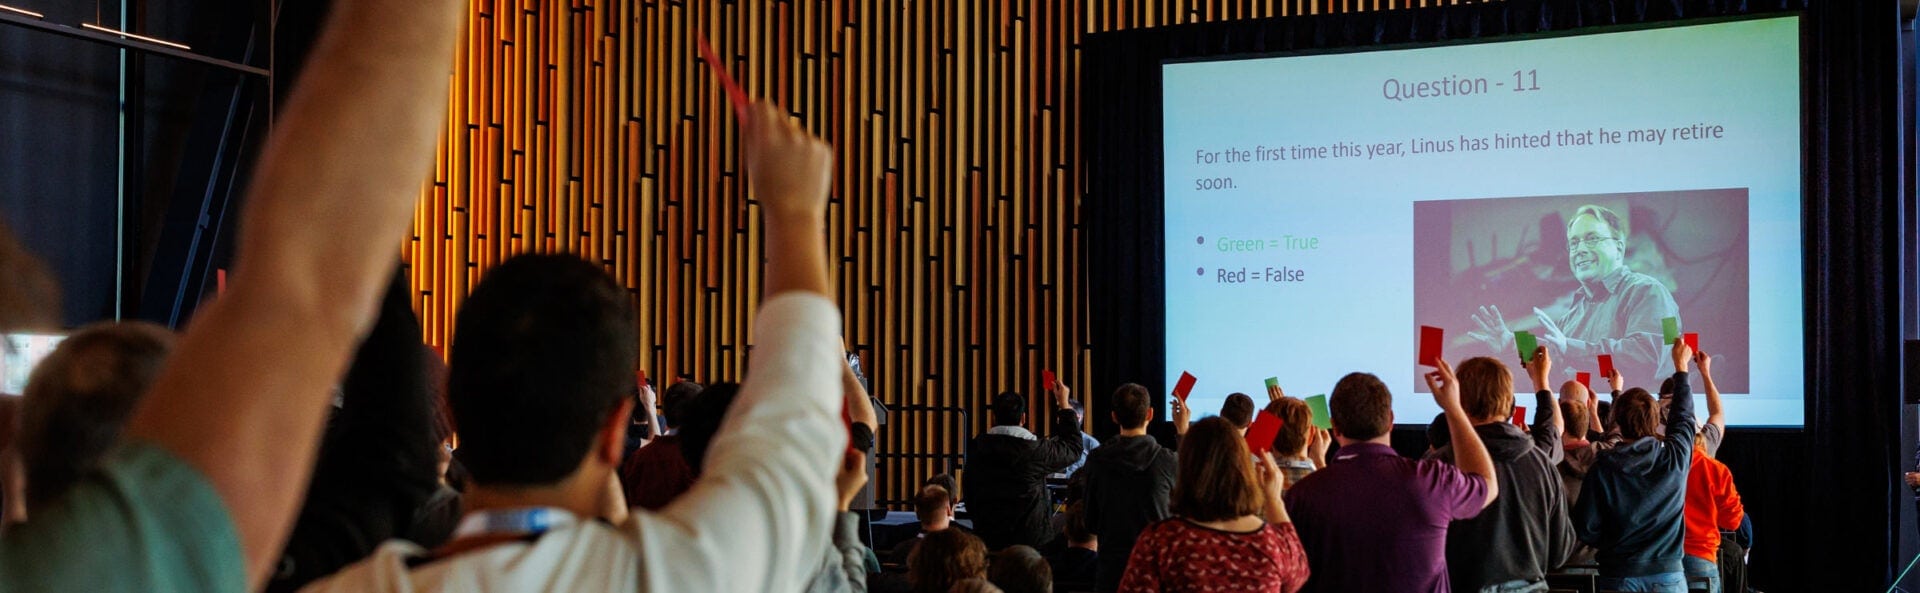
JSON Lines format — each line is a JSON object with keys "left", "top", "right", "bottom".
{"left": 1284, "top": 361, "right": 1500, "bottom": 593}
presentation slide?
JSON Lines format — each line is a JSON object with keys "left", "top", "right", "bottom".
{"left": 1162, "top": 16, "right": 1803, "bottom": 427}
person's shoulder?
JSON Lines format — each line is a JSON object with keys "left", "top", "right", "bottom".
{"left": 1617, "top": 270, "right": 1675, "bottom": 295}
{"left": 297, "top": 540, "right": 426, "bottom": 593}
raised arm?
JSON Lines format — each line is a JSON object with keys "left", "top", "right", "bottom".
{"left": 1427, "top": 359, "right": 1498, "bottom": 509}
{"left": 639, "top": 100, "right": 846, "bottom": 592}
{"left": 1663, "top": 341, "right": 1698, "bottom": 457}
{"left": 1033, "top": 381, "right": 1087, "bottom": 473}
{"left": 1695, "top": 350, "right": 1725, "bottom": 440}
{"left": 1524, "top": 347, "right": 1564, "bottom": 448}
{"left": 121, "top": 1, "right": 462, "bottom": 585}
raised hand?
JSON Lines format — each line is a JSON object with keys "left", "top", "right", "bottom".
{"left": 1524, "top": 346, "right": 1552, "bottom": 393}
{"left": 1307, "top": 427, "right": 1331, "bottom": 468}
{"left": 1533, "top": 307, "right": 1573, "bottom": 352}
{"left": 1264, "top": 382, "right": 1285, "bottom": 404}
{"left": 1672, "top": 339, "right": 1694, "bottom": 373}
{"left": 1425, "top": 358, "right": 1462, "bottom": 413}
{"left": 745, "top": 102, "right": 833, "bottom": 218}
{"left": 1466, "top": 305, "right": 1515, "bottom": 354}
{"left": 1171, "top": 398, "right": 1192, "bottom": 436}
{"left": 1694, "top": 350, "right": 1713, "bottom": 379}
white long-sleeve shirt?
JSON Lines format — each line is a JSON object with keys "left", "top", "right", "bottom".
{"left": 300, "top": 294, "right": 847, "bottom": 593}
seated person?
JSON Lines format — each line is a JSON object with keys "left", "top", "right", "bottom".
{"left": 1046, "top": 502, "right": 1097, "bottom": 590}
{"left": 910, "top": 528, "right": 990, "bottom": 593}
{"left": 988, "top": 545, "right": 1052, "bottom": 593}
{"left": 893, "top": 484, "right": 963, "bottom": 565}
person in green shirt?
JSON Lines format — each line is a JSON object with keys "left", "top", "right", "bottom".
{"left": 0, "top": 0, "right": 464, "bottom": 590}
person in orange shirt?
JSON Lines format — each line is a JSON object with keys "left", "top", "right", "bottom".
{"left": 1682, "top": 351, "right": 1743, "bottom": 593}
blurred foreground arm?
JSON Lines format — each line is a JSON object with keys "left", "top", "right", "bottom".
{"left": 122, "top": 0, "right": 462, "bottom": 586}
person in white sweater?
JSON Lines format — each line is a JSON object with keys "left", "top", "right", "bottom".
{"left": 301, "top": 101, "right": 845, "bottom": 593}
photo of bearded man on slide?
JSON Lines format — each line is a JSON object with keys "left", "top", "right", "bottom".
{"left": 1465, "top": 204, "right": 1681, "bottom": 383}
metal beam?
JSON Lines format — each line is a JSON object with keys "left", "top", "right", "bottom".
{"left": 0, "top": 10, "right": 266, "bottom": 77}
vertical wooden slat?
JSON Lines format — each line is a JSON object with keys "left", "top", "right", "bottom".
{"left": 413, "top": 0, "right": 1458, "bottom": 509}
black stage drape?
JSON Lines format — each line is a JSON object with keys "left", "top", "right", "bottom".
{"left": 1083, "top": 2, "right": 1903, "bottom": 591}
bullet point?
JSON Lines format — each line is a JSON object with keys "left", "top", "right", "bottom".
{"left": 1196, "top": 267, "right": 1205, "bottom": 276}
{"left": 1196, "top": 236, "right": 1205, "bottom": 244}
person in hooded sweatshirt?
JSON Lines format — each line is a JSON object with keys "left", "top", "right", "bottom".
{"left": 1082, "top": 383, "right": 1184, "bottom": 592}
{"left": 1556, "top": 372, "right": 1614, "bottom": 571}
{"left": 964, "top": 381, "right": 1084, "bottom": 551}
{"left": 1425, "top": 348, "right": 1577, "bottom": 593}
{"left": 1573, "top": 340, "right": 1698, "bottom": 592}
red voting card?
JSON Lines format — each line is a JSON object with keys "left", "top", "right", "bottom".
{"left": 1576, "top": 372, "right": 1592, "bottom": 394}
{"left": 1245, "top": 411, "right": 1283, "bottom": 456}
{"left": 1172, "top": 372, "right": 1197, "bottom": 403}
{"left": 695, "top": 32, "right": 750, "bottom": 123}
{"left": 1597, "top": 355, "right": 1615, "bottom": 381}
{"left": 1041, "top": 369, "right": 1056, "bottom": 391}
{"left": 1683, "top": 332, "right": 1699, "bottom": 351}
{"left": 1512, "top": 406, "right": 1528, "bottom": 427}
{"left": 637, "top": 370, "right": 649, "bottom": 387}
{"left": 1418, "top": 325, "right": 1444, "bottom": 367}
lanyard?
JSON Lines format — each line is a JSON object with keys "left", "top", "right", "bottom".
{"left": 451, "top": 506, "right": 577, "bottom": 540}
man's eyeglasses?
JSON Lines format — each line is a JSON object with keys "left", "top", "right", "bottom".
{"left": 1567, "top": 234, "right": 1620, "bottom": 251}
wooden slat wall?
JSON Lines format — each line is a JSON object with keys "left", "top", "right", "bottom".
{"left": 406, "top": 0, "right": 1489, "bottom": 509}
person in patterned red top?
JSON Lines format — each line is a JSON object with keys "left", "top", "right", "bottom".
{"left": 1116, "top": 417, "right": 1310, "bottom": 593}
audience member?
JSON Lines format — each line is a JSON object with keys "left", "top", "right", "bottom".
{"left": 1047, "top": 501, "right": 1097, "bottom": 590}
{"left": 1426, "top": 412, "right": 1451, "bottom": 454}
{"left": 302, "top": 100, "right": 849, "bottom": 591}
{"left": 1595, "top": 400, "right": 1615, "bottom": 435}
{"left": 964, "top": 379, "right": 1084, "bottom": 550}
{"left": 407, "top": 372, "right": 463, "bottom": 548}
{"left": 1557, "top": 376, "right": 1611, "bottom": 571}
{"left": 1573, "top": 341, "right": 1699, "bottom": 592}
{"left": 807, "top": 416, "right": 882, "bottom": 593}
{"left": 622, "top": 382, "right": 662, "bottom": 466}
{"left": 1285, "top": 363, "right": 1497, "bottom": 593}
{"left": 894, "top": 484, "right": 962, "bottom": 565}
{"left": 1681, "top": 351, "right": 1743, "bottom": 593}
{"left": 989, "top": 545, "right": 1053, "bottom": 593}
{"left": 1117, "top": 417, "right": 1308, "bottom": 593}
{"left": 1219, "top": 392, "right": 1256, "bottom": 433}
{"left": 267, "top": 274, "right": 446, "bottom": 593}
{"left": 1263, "top": 396, "right": 1327, "bottom": 490}
{"left": 1081, "top": 382, "right": 1177, "bottom": 591}
{"left": 1426, "top": 350, "right": 1575, "bottom": 592}
{"left": 1693, "top": 351, "right": 1728, "bottom": 458}
{"left": 911, "top": 528, "right": 991, "bottom": 593}
{"left": 950, "top": 578, "right": 1006, "bottom": 593}
{"left": 1057, "top": 398, "right": 1101, "bottom": 477}
{"left": 16, "top": 321, "right": 173, "bottom": 514}
{"left": 0, "top": 1, "right": 462, "bottom": 589}
{"left": 620, "top": 380, "right": 705, "bottom": 508}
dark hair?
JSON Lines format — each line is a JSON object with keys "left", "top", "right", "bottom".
{"left": 926, "top": 473, "right": 959, "bottom": 498}
{"left": 916, "top": 484, "right": 954, "bottom": 524}
{"left": 1330, "top": 372, "right": 1393, "bottom": 440}
{"left": 991, "top": 392, "right": 1027, "bottom": 426}
{"left": 1169, "top": 417, "right": 1265, "bottom": 522}
{"left": 1596, "top": 401, "right": 1614, "bottom": 431}
{"left": 1111, "top": 383, "right": 1151, "bottom": 429}
{"left": 1265, "top": 397, "right": 1312, "bottom": 455}
{"left": 1614, "top": 388, "right": 1659, "bottom": 440}
{"left": 448, "top": 254, "right": 637, "bottom": 486}
{"left": 987, "top": 545, "right": 1052, "bottom": 593}
{"left": 1425, "top": 412, "right": 1451, "bottom": 450}
{"left": 677, "top": 382, "right": 742, "bottom": 473}
{"left": 1063, "top": 500, "right": 1093, "bottom": 544}
{"left": 659, "top": 380, "right": 705, "bottom": 428}
{"left": 909, "top": 528, "right": 989, "bottom": 593}
{"left": 950, "top": 578, "right": 1004, "bottom": 593}
{"left": 1455, "top": 357, "right": 1515, "bottom": 422}
{"left": 1658, "top": 377, "right": 1675, "bottom": 397}
{"left": 18, "top": 322, "right": 172, "bottom": 510}
{"left": 1220, "top": 393, "right": 1256, "bottom": 428}
{"left": 1562, "top": 399, "right": 1590, "bottom": 437}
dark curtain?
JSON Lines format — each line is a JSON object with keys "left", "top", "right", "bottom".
{"left": 1083, "top": 1, "right": 1903, "bottom": 591}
